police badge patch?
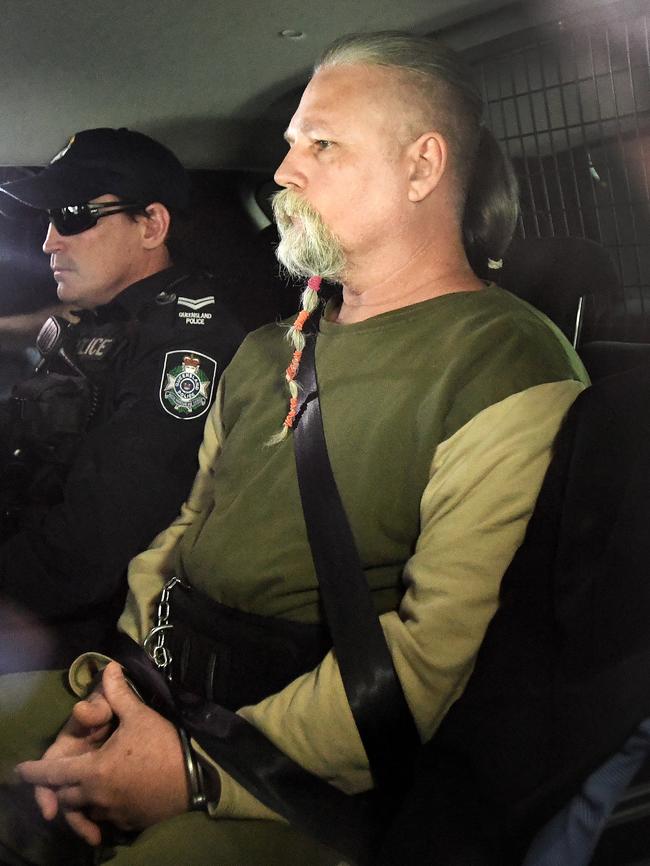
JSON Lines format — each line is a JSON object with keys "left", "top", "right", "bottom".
{"left": 159, "top": 350, "right": 217, "bottom": 420}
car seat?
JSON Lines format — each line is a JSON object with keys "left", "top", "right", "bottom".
{"left": 483, "top": 235, "right": 650, "bottom": 381}
{"left": 484, "top": 235, "right": 622, "bottom": 346}
{"left": 376, "top": 361, "right": 650, "bottom": 866}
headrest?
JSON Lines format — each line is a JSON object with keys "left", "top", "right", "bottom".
{"left": 485, "top": 236, "right": 622, "bottom": 344}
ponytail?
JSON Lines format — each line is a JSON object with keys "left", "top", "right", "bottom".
{"left": 462, "top": 127, "right": 519, "bottom": 275}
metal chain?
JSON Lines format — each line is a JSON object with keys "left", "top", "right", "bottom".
{"left": 143, "top": 575, "right": 184, "bottom": 674}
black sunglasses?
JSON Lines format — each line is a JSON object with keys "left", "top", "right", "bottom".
{"left": 46, "top": 201, "right": 148, "bottom": 236}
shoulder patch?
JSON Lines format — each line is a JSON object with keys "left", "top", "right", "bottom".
{"left": 159, "top": 350, "right": 217, "bottom": 420}
{"left": 177, "top": 295, "right": 215, "bottom": 310}
{"left": 177, "top": 295, "right": 216, "bottom": 326}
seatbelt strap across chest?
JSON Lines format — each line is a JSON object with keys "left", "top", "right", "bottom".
{"left": 292, "top": 310, "right": 421, "bottom": 792}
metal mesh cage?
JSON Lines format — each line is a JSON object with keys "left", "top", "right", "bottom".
{"left": 469, "top": 0, "right": 650, "bottom": 341}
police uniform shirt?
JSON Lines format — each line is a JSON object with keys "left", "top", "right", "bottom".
{"left": 0, "top": 265, "right": 245, "bottom": 663}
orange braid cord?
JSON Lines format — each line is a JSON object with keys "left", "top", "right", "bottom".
{"left": 292, "top": 309, "right": 310, "bottom": 332}
{"left": 267, "top": 276, "right": 323, "bottom": 445}
{"left": 282, "top": 396, "right": 300, "bottom": 429}
{"left": 285, "top": 350, "right": 302, "bottom": 381}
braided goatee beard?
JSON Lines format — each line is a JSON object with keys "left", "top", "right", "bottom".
{"left": 272, "top": 188, "right": 347, "bottom": 281}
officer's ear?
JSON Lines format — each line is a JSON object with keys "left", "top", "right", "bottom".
{"left": 138, "top": 202, "right": 171, "bottom": 250}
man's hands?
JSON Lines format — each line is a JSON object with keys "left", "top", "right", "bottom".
{"left": 29, "top": 674, "right": 114, "bottom": 844}
{"left": 17, "top": 661, "right": 189, "bottom": 846}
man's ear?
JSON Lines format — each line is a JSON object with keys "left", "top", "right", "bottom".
{"left": 406, "top": 132, "right": 447, "bottom": 202}
{"left": 138, "top": 202, "right": 171, "bottom": 249}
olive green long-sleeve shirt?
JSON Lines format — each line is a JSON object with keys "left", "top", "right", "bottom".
{"left": 72, "top": 284, "right": 589, "bottom": 820}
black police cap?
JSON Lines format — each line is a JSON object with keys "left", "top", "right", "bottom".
{"left": 0, "top": 128, "right": 190, "bottom": 215}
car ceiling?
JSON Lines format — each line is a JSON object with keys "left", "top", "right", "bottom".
{"left": 0, "top": 0, "right": 613, "bottom": 173}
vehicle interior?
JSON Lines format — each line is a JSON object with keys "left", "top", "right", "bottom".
{"left": 0, "top": 0, "right": 647, "bottom": 354}
{"left": 0, "top": 0, "right": 648, "bottom": 863}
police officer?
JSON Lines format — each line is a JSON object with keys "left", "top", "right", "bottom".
{"left": 0, "top": 128, "right": 244, "bottom": 669}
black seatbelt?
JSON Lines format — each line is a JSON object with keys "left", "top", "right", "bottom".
{"left": 292, "top": 310, "right": 421, "bottom": 792}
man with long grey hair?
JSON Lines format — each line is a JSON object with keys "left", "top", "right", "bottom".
{"left": 0, "top": 32, "right": 587, "bottom": 866}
